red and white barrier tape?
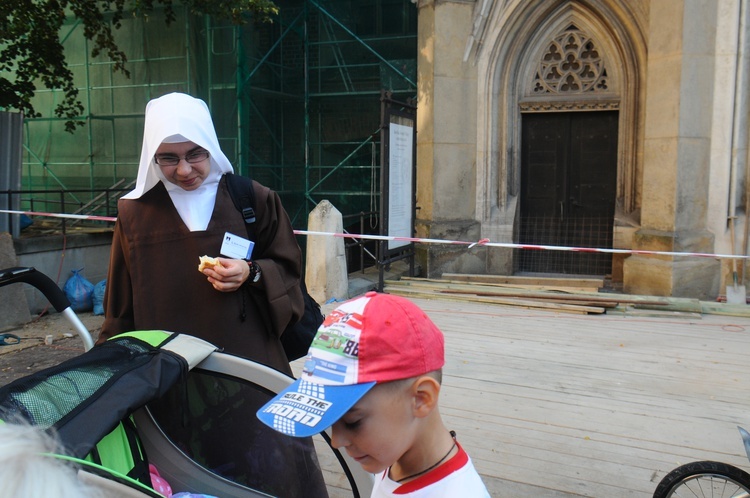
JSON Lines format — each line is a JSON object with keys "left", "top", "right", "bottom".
{"left": 3, "top": 209, "right": 749, "bottom": 260}
{"left": 3, "top": 209, "right": 117, "bottom": 222}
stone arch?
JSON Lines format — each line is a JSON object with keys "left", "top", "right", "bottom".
{"left": 472, "top": 0, "right": 647, "bottom": 244}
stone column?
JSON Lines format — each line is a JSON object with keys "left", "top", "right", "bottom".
{"left": 415, "top": 0, "right": 482, "bottom": 277}
{"left": 305, "top": 200, "right": 348, "bottom": 304}
{"left": 623, "top": 0, "right": 720, "bottom": 298}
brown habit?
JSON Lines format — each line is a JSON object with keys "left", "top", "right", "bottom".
{"left": 100, "top": 176, "right": 303, "bottom": 374}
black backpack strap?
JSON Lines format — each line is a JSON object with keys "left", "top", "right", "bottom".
{"left": 225, "top": 172, "right": 319, "bottom": 361}
{"left": 121, "top": 417, "right": 152, "bottom": 486}
{"left": 225, "top": 173, "right": 257, "bottom": 242}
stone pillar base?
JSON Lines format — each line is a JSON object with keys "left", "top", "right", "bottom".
{"left": 623, "top": 228, "right": 720, "bottom": 299}
{"left": 415, "top": 219, "right": 486, "bottom": 278}
{"left": 623, "top": 256, "right": 719, "bottom": 299}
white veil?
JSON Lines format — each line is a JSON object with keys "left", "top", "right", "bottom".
{"left": 122, "top": 93, "right": 234, "bottom": 231}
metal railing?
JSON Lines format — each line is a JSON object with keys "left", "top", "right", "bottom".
{"left": 341, "top": 210, "right": 380, "bottom": 273}
{"left": 1, "top": 187, "right": 129, "bottom": 236}
{"left": 3, "top": 189, "right": 384, "bottom": 274}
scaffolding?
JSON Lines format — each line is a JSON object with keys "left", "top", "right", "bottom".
{"left": 13, "top": 0, "right": 417, "bottom": 238}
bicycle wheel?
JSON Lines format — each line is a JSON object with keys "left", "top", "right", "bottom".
{"left": 653, "top": 460, "right": 750, "bottom": 498}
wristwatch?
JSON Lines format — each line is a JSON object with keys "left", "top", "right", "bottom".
{"left": 247, "top": 261, "right": 262, "bottom": 283}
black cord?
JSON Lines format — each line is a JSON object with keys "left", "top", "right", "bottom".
{"left": 394, "top": 431, "right": 458, "bottom": 483}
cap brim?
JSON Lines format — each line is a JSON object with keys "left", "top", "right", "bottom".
{"left": 256, "top": 378, "right": 376, "bottom": 438}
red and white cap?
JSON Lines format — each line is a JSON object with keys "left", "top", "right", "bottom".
{"left": 256, "top": 291, "right": 445, "bottom": 437}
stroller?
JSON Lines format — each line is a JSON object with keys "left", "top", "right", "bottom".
{"left": 0, "top": 267, "right": 374, "bottom": 497}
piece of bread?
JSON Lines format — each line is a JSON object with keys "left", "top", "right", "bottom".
{"left": 198, "top": 255, "right": 222, "bottom": 272}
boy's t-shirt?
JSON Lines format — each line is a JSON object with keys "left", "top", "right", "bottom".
{"left": 370, "top": 443, "right": 490, "bottom": 497}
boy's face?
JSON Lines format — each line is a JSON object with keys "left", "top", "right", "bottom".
{"left": 330, "top": 380, "right": 416, "bottom": 475}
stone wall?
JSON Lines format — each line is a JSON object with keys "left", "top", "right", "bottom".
{"left": 13, "top": 232, "right": 112, "bottom": 313}
{"left": 0, "top": 232, "right": 31, "bottom": 328}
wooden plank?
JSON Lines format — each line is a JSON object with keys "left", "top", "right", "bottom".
{"left": 401, "top": 275, "right": 601, "bottom": 293}
{"left": 438, "top": 288, "right": 667, "bottom": 307}
{"left": 385, "top": 285, "right": 606, "bottom": 314}
{"left": 440, "top": 272, "right": 604, "bottom": 288}
{"left": 632, "top": 301, "right": 702, "bottom": 313}
{"left": 391, "top": 277, "right": 706, "bottom": 313}
{"left": 390, "top": 277, "right": 602, "bottom": 295}
{"left": 389, "top": 278, "right": 670, "bottom": 307}
{"left": 700, "top": 301, "right": 750, "bottom": 318}
{"left": 607, "top": 307, "right": 703, "bottom": 319}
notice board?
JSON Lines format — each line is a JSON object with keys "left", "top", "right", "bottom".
{"left": 380, "top": 93, "right": 417, "bottom": 258}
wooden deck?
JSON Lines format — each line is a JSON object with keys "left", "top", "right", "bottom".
{"left": 4, "top": 282, "right": 749, "bottom": 497}
{"left": 316, "top": 295, "right": 749, "bottom": 498}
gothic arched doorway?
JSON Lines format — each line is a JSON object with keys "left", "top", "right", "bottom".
{"left": 516, "top": 24, "right": 619, "bottom": 276}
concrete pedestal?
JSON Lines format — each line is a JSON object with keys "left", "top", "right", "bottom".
{"left": 305, "top": 201, "right": 349, "bottom": 304}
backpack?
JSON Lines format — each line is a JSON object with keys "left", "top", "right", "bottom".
{"left": 225, "top": 173, "right": 323, "bottom": 361}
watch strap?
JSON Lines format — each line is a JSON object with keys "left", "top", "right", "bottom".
{"left": 247, "top": 261, "right": 261, "bottom": 283}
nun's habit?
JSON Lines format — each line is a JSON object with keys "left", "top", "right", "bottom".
{"left": 99, "top": 93, "right": 303, "bottom": 371}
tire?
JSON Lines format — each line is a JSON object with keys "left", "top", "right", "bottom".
{"left": 653, "top": 460, "right": 750, "bottom": 498}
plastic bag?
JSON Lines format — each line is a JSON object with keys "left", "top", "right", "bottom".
{"left": 19, "top": 214, "right": 33, "bottom": 230}
{"left": 62, "top": 268, "right": 94, "bottom": 312}
{"left": 93, "top": 279, "right": 107, "bottom": 316}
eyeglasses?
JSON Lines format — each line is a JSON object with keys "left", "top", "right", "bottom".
{"left": 154, "top": 149, "right": 210, "bottom": 166}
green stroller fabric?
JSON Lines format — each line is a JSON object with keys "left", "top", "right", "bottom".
{"left": 0, "top": 331, "right": 216, "bottom": 487}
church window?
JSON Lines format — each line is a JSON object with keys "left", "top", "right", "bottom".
{"left": 532, "top": 25, "right": 608, "bottom": 95}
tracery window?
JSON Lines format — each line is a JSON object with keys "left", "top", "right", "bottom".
{"left": 532, "top": 25, "right": 608, "bottom": 95}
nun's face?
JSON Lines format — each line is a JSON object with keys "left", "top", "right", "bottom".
{"left": 154, "top": 141, "right": 211, "bottom": 191}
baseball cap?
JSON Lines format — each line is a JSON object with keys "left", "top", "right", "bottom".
{"left": 256, "top": 291, "right": 445, "bottom": 437}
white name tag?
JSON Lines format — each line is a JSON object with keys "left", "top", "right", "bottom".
{"left": 220, "top": 232, "right": 255, "bottom": 260}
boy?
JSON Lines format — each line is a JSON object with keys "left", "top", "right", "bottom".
{"left": 257, "top": 291, "right": 490, "bottom": 497}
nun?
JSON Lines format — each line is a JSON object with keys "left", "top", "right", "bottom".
{"left": 98, "top": 92, "right": 303, "bottom": 370}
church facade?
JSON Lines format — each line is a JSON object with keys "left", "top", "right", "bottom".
{"left": 414, "top": 0, "right": 750, "bottom": 298}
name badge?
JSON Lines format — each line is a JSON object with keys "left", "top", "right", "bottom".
{"left": 220, "top": 232, "right": 255, "bottom": 260}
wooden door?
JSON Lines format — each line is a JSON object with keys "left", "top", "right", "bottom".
{"left": 518, "top": 111, "right": 618, "bottom": 275}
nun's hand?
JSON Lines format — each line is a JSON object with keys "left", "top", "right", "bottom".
{"left": 202, "top": 257, "right": 250, "bottom": 292}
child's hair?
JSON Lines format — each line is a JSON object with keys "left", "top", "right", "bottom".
{"left": 378, "top": 370, "right": 443, "bottom": 392}
{"left": 0, "top": 421, "right": 105, "bottom": 498}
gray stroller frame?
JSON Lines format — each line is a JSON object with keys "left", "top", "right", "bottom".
{"left": 0, "top": 266, "right": 374, "bottom": 497}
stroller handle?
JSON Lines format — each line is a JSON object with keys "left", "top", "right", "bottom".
{"left": 0, "top": 267, "right": 94, "bottom": 351}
